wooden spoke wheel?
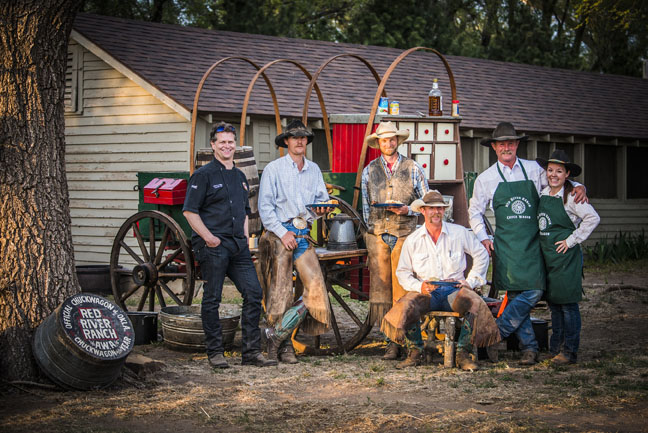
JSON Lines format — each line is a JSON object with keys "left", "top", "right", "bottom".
{"left": 292, "top": 254, "right": 372, "bottom": 355}
{"left": 110, "top": 210, "right": 195, "bottom": 312}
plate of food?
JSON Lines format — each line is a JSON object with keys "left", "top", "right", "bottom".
{"left": 306, "top": 199, "right": 339, "bottom": 209}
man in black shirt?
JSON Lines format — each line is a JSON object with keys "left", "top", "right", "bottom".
{"left": 183, "top": 122, "right": 276, "bottom": 368}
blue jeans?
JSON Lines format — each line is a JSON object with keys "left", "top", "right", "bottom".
{"left": 194, "top": 237, "right": 263, "bottom": 360}
{"left": 282, "top": 222, "right": 310, "bottom": 260}
{"left": 548, "top": 302, "right": 581, "bottom": 360}
{"left": 427, "top": 286, "right": 472, "bottom": 351}
{"left": 497, "top": 290, "right": 543, "bottom": 352}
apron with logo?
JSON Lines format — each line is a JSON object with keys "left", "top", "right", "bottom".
{"left": 493, "top": 163, "right": 545, "bottom": 292}
{"left": 538, "top": 194, "right": 582, "bottom": 304}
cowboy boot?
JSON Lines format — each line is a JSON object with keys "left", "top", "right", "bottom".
{"left": 396, "top": 348, "right": 422, "bottom": 369}
{"left": 382, "top": 341, "right": 402, "bottom": 360}
{"left": 519, "top": 350, "right": 539, "bottom": 365}
{"left": 278, "top": 339, "right": 298, "bottom": 364}
{"left": 265, "top": 331, "right": 279, "bottom": 362}
{"left": 456, "top": 350, "right": 479, "bottom": 371}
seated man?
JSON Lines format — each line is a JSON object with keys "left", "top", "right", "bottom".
{"left": 382, "top": 190, "right": 500, "bottom": 370}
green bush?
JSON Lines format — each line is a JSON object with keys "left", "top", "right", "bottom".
{"left": 584, "top": 230, "right": 648, "bottom": 264}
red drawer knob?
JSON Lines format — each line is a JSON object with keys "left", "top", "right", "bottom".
{"left": 444, "top": 159, "right": 449, "bottom": 165}
{"left": 424, "top": 129, "right": 429, "bottom": 134}
{"left": 420, "top": 146, "right": 425, "bottom": 151}
{"left": 422, "top": 163, "right": 427, "bottom": 168}
{"left": 445, "top": 129, "right": 449, "bottom": 134}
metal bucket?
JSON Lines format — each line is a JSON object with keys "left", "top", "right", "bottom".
{"left": 325, "top": 214, "right": 358, "bottom": 251}
{"left": 127, "top": 312, "right": 158, "bottom": 345}
{"left": 33, "top": 294, "right": 134, "bottom": 390}
{"left": 159, "top": 304, "right": 240, "bottom": 351}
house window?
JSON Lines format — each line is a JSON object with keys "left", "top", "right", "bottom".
{"left": 627, "top": 147, "right": 648, "bottom": 199}
{"left": 585, "top": 144, "right": 617, "bottom": 198}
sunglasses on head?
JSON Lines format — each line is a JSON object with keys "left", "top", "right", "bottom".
{"left": 215, "top": 125, "right": 236, "bottom": 133}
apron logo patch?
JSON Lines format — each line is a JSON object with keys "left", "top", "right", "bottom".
{"left": 538, "top": 213, "right": 552, "bottom": 232}
{"left": 511, "top": 199, "right": 526, "bottom": 215}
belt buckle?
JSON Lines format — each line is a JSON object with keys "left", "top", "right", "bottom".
{"left": 292, "top": 217, "right": 308, "bottom": 230}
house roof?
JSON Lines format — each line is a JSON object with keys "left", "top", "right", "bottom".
{"left": 72, "top": 13, "right": 648, "bottom": 140}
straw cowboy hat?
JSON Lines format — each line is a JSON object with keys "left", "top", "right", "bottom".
{"left": 536, "top": 149, "right": 582, "bottom": 177}
{"left": 275, "top": 119, "right": 314, "bottom": 148}
{"left": 410, "top": 190, "right": 450, "bottom": 213}
{"left": 363, "top": 121, "right": 410, "bottom": 149}
{"left": 480, "top": 122, "right": 529, "bottom": 147}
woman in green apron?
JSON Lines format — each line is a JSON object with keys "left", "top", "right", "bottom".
{"left": 536, "top": 150, "right": 600, "bottom": 365}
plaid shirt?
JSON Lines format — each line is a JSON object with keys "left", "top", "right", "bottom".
{"left": 361, "top": 153, "right": 429, "bottom": 223}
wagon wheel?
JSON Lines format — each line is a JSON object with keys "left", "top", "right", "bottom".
{"left": 110, "top": 210, "right": 195, "bottom": 312}
{"left": 291, "top": 254, "right": 372, "bottom": 355}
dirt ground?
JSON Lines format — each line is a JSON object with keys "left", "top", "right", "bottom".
{"left": 2, "top": 261, "right": 648, "bottom": 433}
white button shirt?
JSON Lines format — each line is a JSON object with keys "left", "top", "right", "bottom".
{"left": 396, "top": 222, "right": 489, "bottom": 292}
{"left": 468, "top": 158, "right": 547, "bottom": 242}
{"left": 258, "top": 154, "right": 329, "bottom": 239}
{"left": 540, "top": 186, "right": 600, "bottom": 248}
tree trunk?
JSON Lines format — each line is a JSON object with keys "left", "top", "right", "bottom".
{"left": 0, "top": 0, "right": 82, "bottom": 382}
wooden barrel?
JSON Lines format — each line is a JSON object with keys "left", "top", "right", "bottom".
{"left": 194, "top": 146, "right": 262, "bottom": 236}
{"left": 234, "top": 146, "right": 262, "bottom": 236}
{"left": 32, "top": 294, "right": 134, "bottom": 390}
{"left": 159, "top": 304, "right": 240, "bottom": 351}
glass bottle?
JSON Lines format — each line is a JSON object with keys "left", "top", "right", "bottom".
{"left": 428, "top": 78, "right": 442, "bottom": 116}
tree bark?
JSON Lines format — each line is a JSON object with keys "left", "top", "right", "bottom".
{"left": 0, "top": 0, "right": 82, "bottom": 381}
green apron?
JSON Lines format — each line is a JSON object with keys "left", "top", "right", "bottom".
{"left": 538, "top": 193, "right": 582, "bottom": 304}
{"left": 493, "top": 162, "right": 545, "bottom": 292}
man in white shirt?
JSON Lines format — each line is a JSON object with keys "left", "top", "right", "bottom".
{"left": 382, "top": 190, "right": 499, "bottom": 370}
{"left": 257, "top": 120, "right": 332, "bottom": 364}
{"left": 468, "top": 122, "right": 587, "bottom": 365}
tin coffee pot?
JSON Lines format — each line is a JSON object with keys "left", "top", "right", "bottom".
{"left": 325, "top": 214, "right": 358, "bottom": 251}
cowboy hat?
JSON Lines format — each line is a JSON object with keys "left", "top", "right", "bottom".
{"left": 275, "top": 119, "right": 314, "bottom": 148}
{"left": 410, "top": 190, "right": 450, "bottom": 213}
{"left": 480, "top": 122, "right": 529, "bottom": 147}
{"left": 363, "top": 121, "right": 410, "bottom": 149}
{"left": 536, "top": 149, "right": 582, "bottom": 177}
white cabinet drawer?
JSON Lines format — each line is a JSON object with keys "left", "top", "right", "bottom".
{"left": 411, "top": 143, "right": 432, "bottom": 154}
{"left": 434, "top": 143, "right": 456, "bottom": 180}
{"left": 417, "top": 123, "right": 435, "bottom": 141}
{"left": 436, "top": 123, "right": 455, "bottom": 141}
{"left": 415, "top": 154, "right": 431, "bottom": 178}
{"left": 397, "top": 122, "right": 415, "bottom": 141}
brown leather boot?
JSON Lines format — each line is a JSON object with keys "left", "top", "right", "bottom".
{"left": 278, "top": 340, "right": 298, "bottom": 364}
{"left": 519, "top": 350, "right": 539, "bottom": 365}
{"left": 396, "top": 348, "right": 422, "bottom": 369}
{"left": 382, "top": 342, "right": 402, "bottom": 360}
{"left": 456, "top": 350, "right": 479, "bottom": 371}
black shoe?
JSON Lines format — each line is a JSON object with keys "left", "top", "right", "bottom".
{"left": 208, "top": 353, "right": 230, "bottom": 369}
{"left": 242, "top": 352, "right": 278, "bottom": 367}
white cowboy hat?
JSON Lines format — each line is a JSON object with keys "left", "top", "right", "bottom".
{"left": 410, "top": 190, "right": 450, "bottom": 213}
{"left": 363, "top": 121, "right": 410, "bottom": 149}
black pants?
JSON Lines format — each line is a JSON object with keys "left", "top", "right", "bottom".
{"left": 194, "top": 238, "right": 262, "bottom": 359}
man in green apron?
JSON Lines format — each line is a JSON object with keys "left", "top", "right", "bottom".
{"left": 468, "top": 122, "right": 587, "bottom": 365}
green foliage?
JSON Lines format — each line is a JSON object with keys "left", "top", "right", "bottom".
{"left": 584, "top": 230, "right": 648, "bottom": 264}
{"left": 81, "top": 0, "right": 648, "bottom": 77}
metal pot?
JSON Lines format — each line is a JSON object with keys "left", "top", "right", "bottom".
{"left": 325, "top": 214, "right": 357, "bottom": 251}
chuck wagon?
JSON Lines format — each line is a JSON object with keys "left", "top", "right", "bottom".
{"left": 108, "top": 48, "right": 480, "bottom": 355}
